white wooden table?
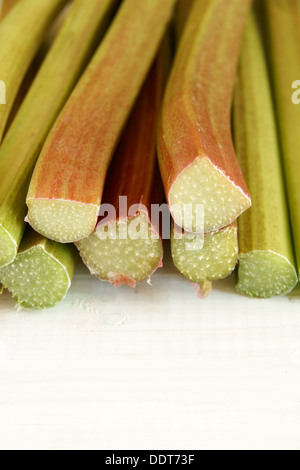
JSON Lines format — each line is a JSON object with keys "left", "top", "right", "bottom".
{"left": 0, "top": 249, "right": 299, "bottom": 450}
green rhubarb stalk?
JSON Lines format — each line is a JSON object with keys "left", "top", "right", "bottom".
{"left": 264, "top": 0, "right": 300, "bottom": 277}
{"left": 0, "top": 229, "right": 77, "bottom": 309}
{"left": 171, "top": 222, "right": 238, "bottom": 296}
{"left": 0, "top": 0, "right": 68, "bottom": 142}
{"left": 4, "top": 4, "right": 70, "bottom": 135}
{"left": 0, "top": 0, "right": 120, "bottom": 268}
{"left": 234, "top": 10, "right": 298, "bottom": 298}
{"left": 26, "top": 0, "right": 176, "bottom": 244}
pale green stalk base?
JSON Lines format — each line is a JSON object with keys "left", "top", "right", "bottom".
{"left": 171, "top": 224, "right": 238, "bottom": 283}
{"left": 170, "top": 157, "right": 250, "bottom": 233}
{"left": 237, "top": 251, "right": 297, "bottom": 298}
{"left": 77, "top": 213, "right": 163, "bottom": 287}
{"left": 26, "top": 200, "right": 99, "bottom": 243}
{"left": 0, "top": 231, "right": 77, "bottom": 309}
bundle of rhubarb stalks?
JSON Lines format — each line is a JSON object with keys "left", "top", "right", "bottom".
{"left": 0, "top": 0, "right": 299, "bottom": 309}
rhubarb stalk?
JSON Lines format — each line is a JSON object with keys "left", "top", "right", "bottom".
{"left": 264, "top": 0, "right": 300, "bottom": 277}
{"left": 0, "top": 0, "right": 120, "bottom": 267}
{"left": 0, "top": 229, "right": 77, "bottom": 309}
{"left": 157, "top": 0, "right": 252, "bottom": 234}
{"left": 4, "top": 3, "right": 71, "bottom": 134}
{"left": 170, "top": 0, "right": 239, "bottom": 297}
{"left": 0, "top": 0, "right": 68, "bottom": 142}
{"left": 77, "top": 43, "right": 169, "bottom": 287}
{"left": 171, "top": 222, "right": 238, "bottom": 290}
{"left": 26, "top": 0, "right": 177, "bottom": 244}
{"left": 234, "top": 11, "right": 298, "bottom": 298}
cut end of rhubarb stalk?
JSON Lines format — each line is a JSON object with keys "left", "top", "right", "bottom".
{"left": 0, "top": 245, "right": 72, "bottom": 309}
{"left": 77, "top": 213, "right": 163, "bottom": 287}
{"left": 26, "top": 199, "right": 98, "bottom": 243}
{"left": 171, "top": 223, "right": 238, "bottom": 283}
{"left": 237, "top": 251, "right": 298, "bottom": 299}
{"left": 0, "top": 225, "right": 17, "bottom": 267}
{"left": 169, "top": 157, "right": 251, "bottom": 233}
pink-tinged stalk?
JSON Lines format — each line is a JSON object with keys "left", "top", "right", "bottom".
{"left": 157, "top": 0, "right": 252, "bottom": 234}
{"left": 76, "top": 42, "right": 170, "bottom": 287}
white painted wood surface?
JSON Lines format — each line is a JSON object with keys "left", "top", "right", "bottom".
{"left": 0, "top": 251, "right": 299, "bottom": 450}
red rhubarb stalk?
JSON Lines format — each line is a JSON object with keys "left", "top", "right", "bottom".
{"left": 77, "top": 41, "right": 170, "bottom": 287}
{"left": 157, "top": 0, "right": 252, "bottom": 234}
